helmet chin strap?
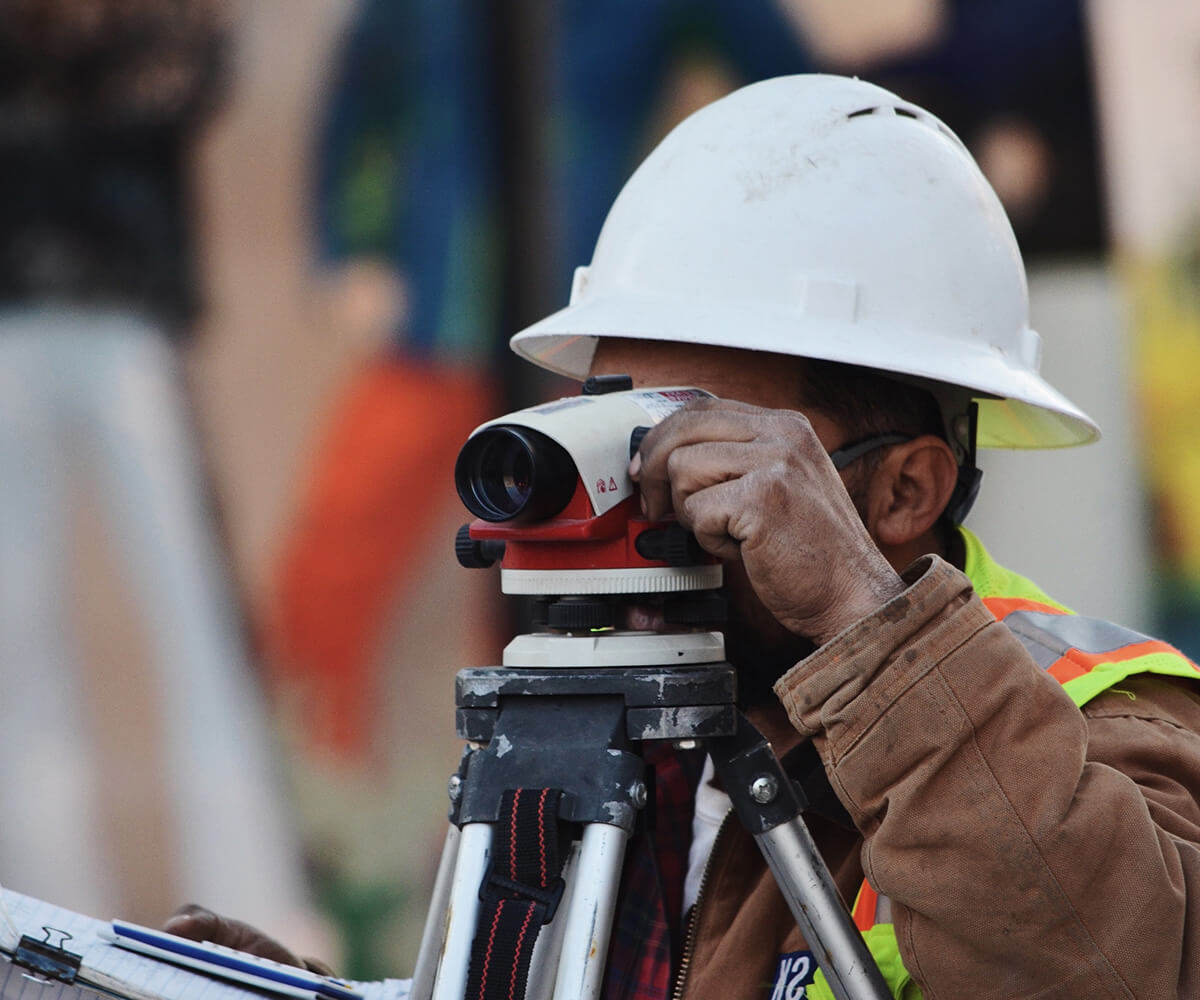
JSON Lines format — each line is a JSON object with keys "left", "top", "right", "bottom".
{"left": 946, "top": 401, "right": 982, "bottom": 526}
{"left": 885, "top": 375, "right": 985, "bottom": 527}
{"left": 826, "top": 398, "right": 982, "bottom": 528}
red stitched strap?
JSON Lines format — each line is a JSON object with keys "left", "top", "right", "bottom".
{"left": 466, "top": 789, "right": 569, "bottom": 1000}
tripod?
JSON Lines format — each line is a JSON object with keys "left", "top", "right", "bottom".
{"left": 408, "top": 627, "right": 891, "bottom": 1000}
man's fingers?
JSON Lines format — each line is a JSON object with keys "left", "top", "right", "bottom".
{"left": 679, "top": 477, "right": 746, "bottom": 561}
{"left": 163, "top": 905, "right": 303, "bottom": 967}
{"left": 163, "top": 903, "right": 221, "bottom": 940}
{"left": 639, "top": 399, "right": 763, "bottom": 463}
{"left": 664, "top": 441, "right": 761, "bottom": 521}
{"left": 633, "top": 401, "right": 794, "bottom": 518}
{"left": 639, "top": 441, "right": 755, "bottom": 522}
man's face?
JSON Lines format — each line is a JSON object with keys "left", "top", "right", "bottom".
{"left": 588, "top": 337, "right": 850, "bottom": 705}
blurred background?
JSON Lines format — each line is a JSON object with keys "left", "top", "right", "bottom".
{"left": 1, "top": 0, "right": 1198, "bottom": 983}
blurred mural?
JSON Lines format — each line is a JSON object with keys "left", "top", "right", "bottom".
{"left": 1089, "top": 0, "right": 1200, "bottom": 656}
{"left": 5, "top": 0, "right": 1197, "bottom": 985}
{"left": 0, "top": 0, "right": 326, "bottom": 957}
{"left": 791, "top": 0, "right": 1153, "bottom": 636}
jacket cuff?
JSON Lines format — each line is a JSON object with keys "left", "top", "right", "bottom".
{"left": 773, "top": 554, "right": 992, "bottom": 757}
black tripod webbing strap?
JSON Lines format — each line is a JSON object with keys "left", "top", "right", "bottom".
{"left": 466, "top": 788, "right": 570, "bottom": 1000}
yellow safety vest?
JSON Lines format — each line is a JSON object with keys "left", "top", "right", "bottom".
{"left": 807, "top": 528, "right": 1200, "bottom": 1000}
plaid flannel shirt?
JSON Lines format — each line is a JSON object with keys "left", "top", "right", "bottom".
{"left": 602, "top": 744, "right": 707, "bottom": 1000}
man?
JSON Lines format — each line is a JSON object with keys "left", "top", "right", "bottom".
{"left": 171, "top": 75, "right": 1200, "bottom": 998}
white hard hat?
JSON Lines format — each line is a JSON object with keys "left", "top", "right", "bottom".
{"left": 511, "top": 74, "right": 1099, "bottom": 450}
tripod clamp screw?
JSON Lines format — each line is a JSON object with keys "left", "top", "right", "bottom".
{"left": 447, "top": 774, "right": 464, "bottom": 803}
{"left": 749, "top": 775, "right": 779, "bottom": 805}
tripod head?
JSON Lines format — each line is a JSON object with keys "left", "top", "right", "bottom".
{"left": 454, "top": 376, "right": 725, "bottom": 634}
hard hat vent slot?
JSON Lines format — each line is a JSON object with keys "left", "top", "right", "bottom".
{"left": 844, "top": 103, "right": 966, "bottom": 150}
{"left": 846, "top": 104, "right": 921, "bottom": 123}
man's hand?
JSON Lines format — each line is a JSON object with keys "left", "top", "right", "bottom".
{"left": 163, "top": 905, "right": 335, "bottom": 976}
{"left": 631, "top": 397, "right": 906, "bottom": 644}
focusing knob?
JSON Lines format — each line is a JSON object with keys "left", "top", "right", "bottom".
{"left": 629, "top": 425, "right": 650, "bottom": 458}
{"left": 634, "top": 524, "right": 705, "bottom": 566}
{"left": 455, "top": 524, "right": 506, "bottom": 569}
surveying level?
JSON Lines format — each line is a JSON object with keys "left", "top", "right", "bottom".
{"left": 409, "top": 378, "right": 890, "bottom": 1000}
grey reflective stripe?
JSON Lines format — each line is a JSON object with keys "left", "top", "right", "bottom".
{"left": 1003, "top": 610, "right": 1153, "bottom": 670}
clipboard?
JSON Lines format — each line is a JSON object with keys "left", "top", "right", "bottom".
{"left": 0, "top": 886, "right": 411, "bottom": 1000}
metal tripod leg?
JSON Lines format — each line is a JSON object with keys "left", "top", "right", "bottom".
{"left": 754, "top": 822, "right": 887, "bottom": 999}
{"left": 428, "top": 823, "right": 492, "bottom": 1000}
{"left": 551, "top": 823, "right": 628, "bottom": 998}
{"left": 709, "top": 715, "right": 891, "bottom": 1000}
{"left": 411, "top": 823, "right": 460, "bottom": 999}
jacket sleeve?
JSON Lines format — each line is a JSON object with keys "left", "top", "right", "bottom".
{"left": 773, "top": 555, "right": 1200, "bottom": 1000}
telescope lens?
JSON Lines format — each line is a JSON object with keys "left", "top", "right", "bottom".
{"left": 455, "top": 425, "right": 578, "bottom": 522}
{"left": 491, "top": 439, "right": 532, "bottom": 509}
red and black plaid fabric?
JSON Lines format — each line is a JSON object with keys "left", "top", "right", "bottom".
{"left": 602, "top": 744, "right": 707, "bottom": 1000}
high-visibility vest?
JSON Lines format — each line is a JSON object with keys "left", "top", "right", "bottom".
{"left": 806, "top": 528, "right": 1200, "bottom": 1000}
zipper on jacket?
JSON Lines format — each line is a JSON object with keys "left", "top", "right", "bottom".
{"left": 671, "top": 808, "right": 735, "bottom": 1000}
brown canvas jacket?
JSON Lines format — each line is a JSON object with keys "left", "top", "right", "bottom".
{"left": 681, "top": 555, "right": 1200, "bottom": 999}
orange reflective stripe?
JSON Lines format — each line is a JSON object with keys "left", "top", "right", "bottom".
{"left": 982, "top": 596, "right": 1064, "bottom": 620}
{"left": 1047, "top": 658, "right": 1087, "bottom": 685}
{"left": 1047, "top": 638, "right": 1190, "bottom": 685}
{"left": 852, "top": 880, "right": 879, "bottom": 932}
{"left": 986, "top": 592, "right": 1196, "bottom": 687}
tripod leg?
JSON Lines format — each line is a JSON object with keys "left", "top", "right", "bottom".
{"left": 710, "top": 717, "right": 891, "bottom": 1000}
{"left": 753, "top": 818, "right": 890, "bottom": 1000}
{"left": 431, "top": 822, "right": 493, "bottom": 1000}
{"left": 551, "top": 824, "right": 629, "bottom": 1000}
{"left": 411, "top": 824, "right": 461, "bottom": 1000}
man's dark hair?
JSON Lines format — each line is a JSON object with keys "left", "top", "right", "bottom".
{"left": 797, "top": 358, "right": 947, "bottom": 445}
{"left": 795, "top": 358, "right": 962, "bottom": 543}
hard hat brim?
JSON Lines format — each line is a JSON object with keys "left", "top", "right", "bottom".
{"left": 510, "top": 293, "right": 1100, "bottom": 450}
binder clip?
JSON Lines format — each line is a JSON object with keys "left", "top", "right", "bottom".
{"left": 14, "top": 927, "right": 82, "bottom": 984}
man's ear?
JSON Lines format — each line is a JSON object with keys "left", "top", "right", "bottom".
{"left": 865, "top": 436, "right": 960, "bottom": 547}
